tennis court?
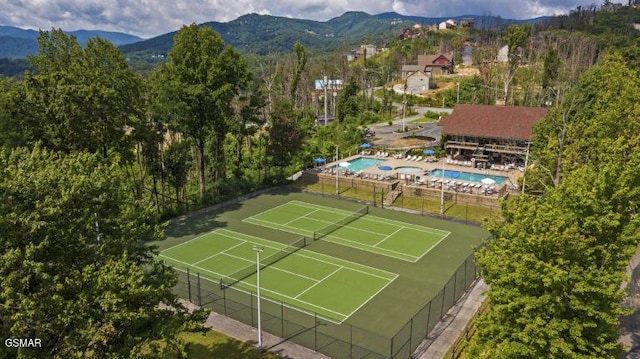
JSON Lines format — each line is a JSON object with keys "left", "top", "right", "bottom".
{"left": 159, "top": 228, "right": 397, "bottom": 323}
{"left": 243, "top": 200, "right": 450, "bottom": 262}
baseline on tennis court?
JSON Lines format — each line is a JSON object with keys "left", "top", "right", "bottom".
{"left": 159, "top": 228, "right": 397, "bottom": 323}
{"left": 243, "top": 200, "right": 450, "bottom": 262}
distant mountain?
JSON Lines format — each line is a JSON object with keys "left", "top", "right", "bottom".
{"left": 120, "top": 11, "right": 406, "bottom": 56}
{"left": 0, "top": 26, "right": 144, "bottom": 58}
{"left": 119, "top": 11, "right": 550, "bottom": 58}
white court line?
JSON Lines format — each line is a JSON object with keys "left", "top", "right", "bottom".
{"left": 161, "top": 254, "right": 350, "bottom": 319}
{"left": 162, "top": 229, "right": 400, "bottom": 323}
{"left": 413, "top": 231, "right": 451, "bottom": 262}
{"left": 283, "top": 209, "right": 320, "bottom": 226}
{"left": 242, "top": 201, "right": 305, "bottom": 225}
{"left": 169, "top": 266, "right": 345, "bottom": 325}
{"left": 160, "top": 230, "right": 218, "bottom": 254}
{"left": 372, "top": 227, "right": 405, "bottom": 247}
{"left": 215, "top": 229, "right": 397, "bottom": 281}
{"left": 341, "top": 271, "right": 400, "bottom": 320}
{"left": 241, "top": 217, "right": 419, "bottom": 262}
{"left": 294, "top": 267, "right": 343, "bottom": 299}
{"left": 290, "top": 200, "right": 451, "bottom": 236}
{"left": 221, "top": 252, "right": 321, "bottom": 283}
{"left": 192, "top": 241, "right": 246, "bottom": 266}
{"left": 242, "top": 217, "right": 313, "bottom": 237}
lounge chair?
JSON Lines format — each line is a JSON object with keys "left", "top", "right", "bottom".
{"left": 415, "top": 156, "right": 422, "bottom": 161}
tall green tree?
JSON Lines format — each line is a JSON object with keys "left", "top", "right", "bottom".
{"left": 0, "top": 146, "right": 203, "bottom": 358}
{"left": 473, "top": 53, "right": 640, "bottom": 358}
{"left": 152, "top": 24, "right": 249, "bottom": 201}
{"left": 266, "top": 101, "right": 304, "bottom": 179}
{"left": 290, "top": 42, "right": 307, "bottom": 109}
{"left": 12, "top": 29, "right": 144, "bottom": 157}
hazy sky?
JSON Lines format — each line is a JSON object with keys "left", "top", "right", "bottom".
{"left": 1, "top": 0, "right": 599, "bottom": 38}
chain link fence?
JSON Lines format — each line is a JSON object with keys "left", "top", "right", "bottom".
{"left": 173, "top": 251, "right": 478, "bottom": 358}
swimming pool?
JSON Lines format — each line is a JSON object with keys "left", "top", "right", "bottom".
{"left": 428, "top": 169, "right": 508, "bottom": 184}
{"left": 395, "top": 166, "right": 423, "bottom": 173}
{"left": 334, "top": 157, "right": 387, "bottom": 172}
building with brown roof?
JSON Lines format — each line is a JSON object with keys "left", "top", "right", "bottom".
{"left": 401, "top": 53, "right": 454, "bottom": 78}
{"left": 438, "top": 104, "right": 548, "bottom": 167}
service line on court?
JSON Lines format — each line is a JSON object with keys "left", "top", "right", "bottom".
{"left": 372, "top": 227, "right": 405, "bottom": 247}
{"left": 290, "top": 200, "right": 452, "bottom": 236}
{"left": 282, "top": 208, "right": 320, "bottom": 226}
{"left": 169, "top": 266, "right": 346, "bottom": 325}
{"left": 294, "top": 267, "right": 343, "bottom": 299}
{"left": 244, "top": 216, "right": 420, "bottom": 262}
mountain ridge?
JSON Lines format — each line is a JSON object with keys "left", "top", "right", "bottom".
{"left": 0, "top": 11, "right": 549, "bottom": 59}
{"left": 0, "top": 26, "right": 144, "bottom": 58}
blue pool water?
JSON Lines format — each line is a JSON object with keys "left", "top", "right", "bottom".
{"left": 428, "top": 169, "right": 508, "bottom": 184}
{"left": 395, "top": 166, "right": 422, "bottom": 173}
{"left": 334, "top": 157, "right": 387, "bottom": 172}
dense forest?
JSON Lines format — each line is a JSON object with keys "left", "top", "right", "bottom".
{"left": 2, "top": 3, "right": 640, "bottom": 357}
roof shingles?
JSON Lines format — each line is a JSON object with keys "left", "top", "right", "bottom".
{"left": 439, "top": 104, "right": 548, "bottom": 141}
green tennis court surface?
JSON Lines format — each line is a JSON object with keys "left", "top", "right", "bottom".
{"left": 159, "top": 228, "right": 397, "bottom": 323}
{"left": 243, "top": 200, "right": 450, "bottom": 262}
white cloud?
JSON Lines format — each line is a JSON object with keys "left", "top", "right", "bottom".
{"left": 0, "top": 0, "right": 599, "bottom": 38}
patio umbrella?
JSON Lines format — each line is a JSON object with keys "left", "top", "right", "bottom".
{"left": 378, "top": 165, "right": 393, "bottom": 171}
{"left": 313, "top": 157, "right": 326, "bottom": 164}
{"left": 481, "top": 178, "right": 496, "bottom": 185}
{"left": 360, "top": 143, "right": 372, "bottom": 148}
{"left": 423, "top": 149, "right": 436, "bottom": 155}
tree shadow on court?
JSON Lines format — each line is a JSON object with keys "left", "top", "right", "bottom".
{"left": 164, "top": 202, "right": 240, "bottom": 239}
{"left": 164, "top": 186, "right": 301, "bottom": 239}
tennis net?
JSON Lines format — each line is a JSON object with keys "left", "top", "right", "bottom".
{"left": 313, "top": 205, "right": 368, "bottom": 241}
{"left": 220, "top": 236, "right": 308, "bottom": 289}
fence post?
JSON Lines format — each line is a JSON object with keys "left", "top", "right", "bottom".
{"left": 350, "top": 324, "right": 353, "bottom": 359}
{"left": 223, "top": 287, "right": 227, "bottom": 315}
{"left": 465, "top": 203, "right": 468, "bottom": 223}
{"left": 409, "top": 318, "right": 413, "bottom": 355}
{"left": 441, "top": 285, "right": 446, "bottom": 318}
{"left": 314, "top": 312, "right": 318, "bottom": 351}
{"left": 197, "top": 272, "right": 202, "bottom": 306}
{"left": 373, "top": 186, "right": 376, "bottom": 207}
{"left": 390, "top": 336, "right": 394, "bottom": 359}
{"left": 281, "top": 301, "right": 285, "bottom": 337}
{"left": 464, "top": 259, "right": 468, "bottom": 288}
{"left": 187, "top": 267, "right": 192, "bottom": 302}
{"left": 454, "top": 271, "right": 458, "bottom": 302}
{"left": 251, "top": 291, "right": 255, "bottom": 326}
{"left": 426, "top": 300, "right": 432, "bottom": 335}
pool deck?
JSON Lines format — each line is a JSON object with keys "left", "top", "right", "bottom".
{"left": 329, "top": 154, "right": 520, "bottom": 187}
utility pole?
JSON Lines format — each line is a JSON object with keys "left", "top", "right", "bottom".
{"left": 323, "top": 75, "right": 328, "bottom": 125}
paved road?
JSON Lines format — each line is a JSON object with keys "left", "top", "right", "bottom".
{"left": 367, "top": 106, "right": 451, "bottom": 148}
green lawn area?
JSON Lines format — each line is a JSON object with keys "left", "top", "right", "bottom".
{"left": 411, "top": 117, "right": 439, "bottom": 123}
{"left": 161, "top": 330, "right": 282, "bottom": 359}
{"left": 291, "top": 179, "right": 500, "bottom": 224}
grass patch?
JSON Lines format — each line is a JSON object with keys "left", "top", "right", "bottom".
{"left": 293, "top": 180, "right": 500, "bottom": 224}
{"left": 411, "top": 117, "right": 439, "bottom": 123}
{"left": 162, "top": 331, "right": 282, "bottom": 359}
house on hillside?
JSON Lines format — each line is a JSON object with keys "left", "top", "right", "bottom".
{"left": 438, "top": 104, "right": 548, "bottom": 168}
{"left": 401, "top": 53, "right": 454, "bottom": 78}
{"left": 438, "top": 19, "right": 457, "bottom": 30}
{"left": 404, "top": 71, "right": 431, "bottom": 94}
